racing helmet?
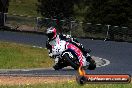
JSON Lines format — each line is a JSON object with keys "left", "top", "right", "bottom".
{"left": 46, "top": 27, "right": 57, "bottom": 40}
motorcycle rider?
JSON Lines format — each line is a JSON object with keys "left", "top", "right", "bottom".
{"left": 46, "top": 27, "right": 92, "bottom": 69}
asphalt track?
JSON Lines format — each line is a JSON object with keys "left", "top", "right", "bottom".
{"left": 0, "top": 30, "right": 132, "bottom": 76}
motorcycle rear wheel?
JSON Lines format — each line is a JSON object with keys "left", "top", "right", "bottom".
{"left": 62, "top": 53, "right": 79, "bottom": 70}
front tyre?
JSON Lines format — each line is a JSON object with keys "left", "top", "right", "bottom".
{"left": 87, "top": 57, "right": 96, "bottom": 70}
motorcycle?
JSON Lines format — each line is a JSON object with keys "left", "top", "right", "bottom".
{"left": 46, "top": 35, "right": 96, "bottom": 70}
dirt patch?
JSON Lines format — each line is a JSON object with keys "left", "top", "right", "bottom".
{"left": 0, "top": 76, "right": 131, "bottom": 85}
{"left": 0, "top": 76, "right": 75, "bottom": 85}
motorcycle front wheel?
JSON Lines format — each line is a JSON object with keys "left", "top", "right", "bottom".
{"left": 87, "top": 56, "right": 96, "bottom": 70}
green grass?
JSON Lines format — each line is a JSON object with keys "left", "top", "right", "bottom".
{"left": 8, "top": 0, "right": 40, "bottom": 17}
{"left": 0, "top": 42, "right": 53, "bottom": 69}
{"left": 8, "top": 0, "right": 40, "bottom": 26}
{"left": 0, "top": 82, "right": 131, "bottom": 88}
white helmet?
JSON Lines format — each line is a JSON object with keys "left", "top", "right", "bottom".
{"left": 46, "top": 27, "right": 57, "bottom": 40}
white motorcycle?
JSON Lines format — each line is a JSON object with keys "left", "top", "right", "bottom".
{"left": 46, "top": 35, "right": 96, "bottom": 70}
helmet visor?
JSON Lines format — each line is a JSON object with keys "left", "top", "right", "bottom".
{"left": 47, "top": 32, "right": 54, "bottom": 39}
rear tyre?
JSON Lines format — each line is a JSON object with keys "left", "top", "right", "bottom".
{"left": 62, "top": 53, "right": 79, "bottom": 70}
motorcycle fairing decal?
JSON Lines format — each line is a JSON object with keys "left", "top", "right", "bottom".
{"left": 66, "top": 42, "right": 84, "bottom": 66}
{"left": 53, "top": 28, "right": 57, "bottom": 39}
{"left": 62, "top": 51, "right": 74, "bottom": 59}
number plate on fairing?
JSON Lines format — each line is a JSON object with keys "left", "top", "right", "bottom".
{"left": 50, "top": 38, "right": 66, "bottom": 55}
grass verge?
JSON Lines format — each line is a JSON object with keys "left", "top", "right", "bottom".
{"left": 8, "top": 0, "right": 40, "bottom": 17}
{"left": 0, "top": 81, "right": 131, "bottom": 88}
{"left": 0, "top": 42, "right": 53, "bottom": 69}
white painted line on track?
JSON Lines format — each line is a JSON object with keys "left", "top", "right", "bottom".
{"left": 92, "top": 56, "right": 110, "bottom": 67}
{"left": 32, "top": 45, "right": 43, "bottom": 49}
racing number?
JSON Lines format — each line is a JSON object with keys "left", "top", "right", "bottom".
{"left": 56, "top": 48, "right": 60, "bottom": 53}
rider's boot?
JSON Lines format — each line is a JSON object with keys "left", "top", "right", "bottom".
{"left": 53, "top": 63, "right": 61, "bottom": 70}
{"left": 53, "top": 57, "right": 62, "bottom": 70}
{"left": 54, "top": 57, "right": 59, "bottom": 64}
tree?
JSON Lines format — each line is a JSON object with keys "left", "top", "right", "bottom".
{"left": 37, "top": 0, "right": 81, "bottom": 32}
{"left": 84, "top": 0, "right": 131, "bottom": 27}
{"left": 37, "top": 0, "right": 75, "bottom": 19}
{"left": 0, "top": 0, "right": 9, "bottom": 12}
{"left": 0, "top": 0, "right": 9, "bottom": 26}
{"left": 37, "top": 0, "right": 77, "bottom": 31}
